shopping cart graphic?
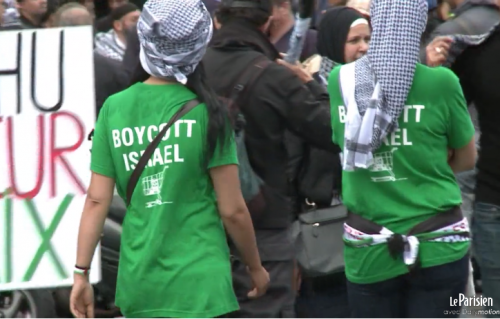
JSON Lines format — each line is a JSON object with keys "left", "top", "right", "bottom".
{"left": 142, "top": 165, "right": 173, "bottom": 208}
{"left": 369, "top": 148, "right": 407, "bottom": 182}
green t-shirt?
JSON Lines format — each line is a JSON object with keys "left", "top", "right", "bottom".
{"left": 328, "top": 64, "right": 474, "bottom": 284}
{"left": 91, "top": 82, "right": 239, "bottom": 318}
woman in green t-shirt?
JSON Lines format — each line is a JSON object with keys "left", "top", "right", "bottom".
{"left": 69, "top": 0, "right": 270, "bottom": 318}
{"left": 328, "top": 0, "right": 476, "bottom": 317}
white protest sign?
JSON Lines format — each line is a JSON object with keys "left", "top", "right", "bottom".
{"left": 0, "top": 26, "right": 100, "bottom": 291}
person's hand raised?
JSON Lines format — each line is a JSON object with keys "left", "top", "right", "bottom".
{"left": 277, "top": 54, "right": 314, "bottom": 84}
{"left": 426, "top": 36, "right": 453, "bottom": 67}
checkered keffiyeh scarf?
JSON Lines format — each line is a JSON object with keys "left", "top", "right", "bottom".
{"left": 137, "top": 0, "right": 213, "bottom": 84}
{"left": 2, "top": 0, "right": 20, "bottom": 26}
{"left": 95, "top": 30, "right": 126, "bottom": 62}
{"left": 319, "top": 57, "right": 339, "bottom": 87}
{"left": 341, "top": 0, "right": 428, "bottom": 171}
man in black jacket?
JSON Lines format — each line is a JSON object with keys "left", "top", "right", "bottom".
{"left": 451, "top": 25, "right": 500, "bottom": 317}
{"left": 203, "top": 0, "right": 339, "bottom": 316}
{"left": 422, "top": 0, "right": 499, "bottom": 267}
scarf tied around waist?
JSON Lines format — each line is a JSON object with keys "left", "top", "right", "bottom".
{"left": 344, "top": 218, "right": 470, "bottom": 266}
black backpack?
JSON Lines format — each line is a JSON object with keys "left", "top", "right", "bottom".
{"left": 223, "top": 55, "right": 271, "bottom": 220}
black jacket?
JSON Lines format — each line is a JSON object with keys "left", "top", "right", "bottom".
{"left": 204, "top": 20, "right": 339, "bottom": 229}
{"left": 452, "top": 25, "right": 500, "bottom": 206}
{"left": 122, "top": 25, "right": 140, "bottom": 80}
{"left": 94, "top": 52, "right": 129, "bottom": 118}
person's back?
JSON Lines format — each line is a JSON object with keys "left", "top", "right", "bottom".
{"left": 329, "top": 54, "right": 475, "bottom": 319}
{"left": 205, "top": 1, "right": 338, "bottom": 230}
{"left": 94, "top": 83, "right": 238, "bottom": 317}
{"left": 203, "top": 0, "right": 339, "bottom": 316}
{"left": 203, "top": 39, "right": 330, "bottom": 319}
{"left": 71, "top": 0, "right": 271, "bottom": 317}
{"left": 329, "top": 64, "right": 473, "bottom": 238}
{"left": 204, "top": 47, "right": 329, "bottom": 223}
{"left": 327, "top": 0, "right": 476, "bottom": 317}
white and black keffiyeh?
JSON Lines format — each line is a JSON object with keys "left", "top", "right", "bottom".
{"left": 341, "top": 0, "right": 428, "bottom": 171}
{"left": 2, "top": 0, "right": 20, "bottom": 26}
{"left": 319, "top": 57, "right": 339, "bottom": 87}
{"left": 137, "top": 0, "right": 213, "bottom": 84}
{"left": 95, "top": 30, "right": 126, "bottom": 62}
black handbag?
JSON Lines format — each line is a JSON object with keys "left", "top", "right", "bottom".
{"left": 291, "top": 199, "right": 347, "bottom": 277}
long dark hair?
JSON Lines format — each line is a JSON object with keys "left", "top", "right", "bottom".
{"left": 129, "top": 61, "right": 231, "bottom": 167}
{"left": 186, "top": 62, "right": 231, "bottom": 165}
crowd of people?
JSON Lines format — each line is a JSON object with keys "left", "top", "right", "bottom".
{"left": 1, "top": 0, "right": 500, "bottom": 318}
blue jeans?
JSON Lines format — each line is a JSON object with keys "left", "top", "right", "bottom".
{"left": 346, "top": 255, "right": 469, "bottom": 318}
{"left": 472, "top": 202, "right": 500, "bottom": 318}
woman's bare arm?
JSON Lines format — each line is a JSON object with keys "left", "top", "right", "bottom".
{"left": 76, "top": 172, "right": 115, "bottom": 270}
{"left": 210, "top": 164, "right": 261, "bottom": 271}
{"left": 448, "top": 137, "right": 476, "bottom": 173}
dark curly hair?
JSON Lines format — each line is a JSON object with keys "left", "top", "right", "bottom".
{"left": 215, "top": 0, "right": 272, "bottom": 28}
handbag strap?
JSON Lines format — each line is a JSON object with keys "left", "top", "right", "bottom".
{"left": 226, "top": 55, "right": 271, "bottom": 121}
{"left": 125, "top": 98, "right": 200, "bottom": 207}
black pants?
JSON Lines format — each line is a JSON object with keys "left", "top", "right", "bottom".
{"left": 229, "top": 259, "right": 295, "bottom": 318}
{"left": 295, "top": 272, "right": 351, "bottom": 318}
{"left": 347, "top": 254, "right": 469, "bottom": 318}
